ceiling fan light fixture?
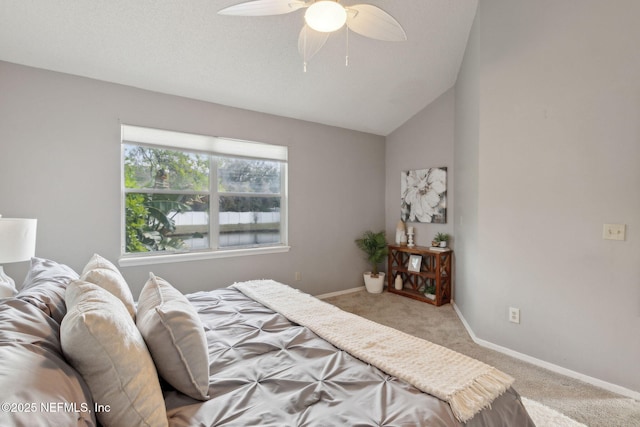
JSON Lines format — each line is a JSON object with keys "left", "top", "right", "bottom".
{"left": 304, "top": 1, "right": 347, "bottom": 33}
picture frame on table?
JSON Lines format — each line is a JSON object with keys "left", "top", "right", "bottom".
{"left": 408, "top": 255, "right": 422, "bottom": 272}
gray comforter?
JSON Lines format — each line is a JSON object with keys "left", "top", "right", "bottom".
{"left": 0, "top": 256, "right": 534, "bottom": 427}
{"left": 165, "top": 287, "right": 534, "bottom": 426}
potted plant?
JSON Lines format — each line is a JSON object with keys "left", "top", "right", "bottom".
{"left": 355, "top": 230, "right": 389, "bottom": 293}
{"left": 433, "top": 232, "right": 450, "bottom": 248}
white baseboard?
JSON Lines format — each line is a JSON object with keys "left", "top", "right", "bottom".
{"left": 451, "top": 300, "right": 640, "bottom": 401}
{"left": 316, "top": 286, "right": 365, "bottom": 300}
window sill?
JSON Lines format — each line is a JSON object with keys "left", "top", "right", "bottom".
{"left": 118, "top": 245, "right": 290, "bottom": 267}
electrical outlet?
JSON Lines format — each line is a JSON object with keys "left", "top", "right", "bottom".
{"left": 509, "top": 307, "right": 520, "bottom": 324}
{"left": 294, "top": 272, "right": 302, "bottom": 281}
{"left": 603, "top": 224, "right": 625, "bottom": 241}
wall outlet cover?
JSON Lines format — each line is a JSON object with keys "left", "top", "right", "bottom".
{"left": 509, "top": 307, "right": 520, "bottom": 324}
{"left": 603, "top": 224, "right": 626, "bottom": 241}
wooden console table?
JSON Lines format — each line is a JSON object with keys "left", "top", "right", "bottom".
{"left": 387, "top": 245, "right": 452, "bottom": 306}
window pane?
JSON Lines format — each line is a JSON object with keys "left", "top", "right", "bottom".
{"left": 219, "top": 196, "right": 281, "bottom": 248}
{"left": 125, "top": 192, "right": 209, "bottom": 253}
{"left": 217, "top": 158, "right": 281, "bottom": 194}
{"left": 124, "top": 144, "right": 210, "bottom": 191}
{"left": 122, "top": 125, "right": 288, "bottom": 258}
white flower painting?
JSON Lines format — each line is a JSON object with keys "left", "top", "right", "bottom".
{"left": 401, "top": 167, "right": 447, "bottom": 223}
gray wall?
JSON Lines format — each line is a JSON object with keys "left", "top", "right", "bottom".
{"left": 453, "top": 0, "right": 481, "bottom": 353}
{"left": 454, "top": 0, "right": 639, "bottom": 393}
{"left": 385, "top": 89, "right": 456, "bottom": 247}
{"left": 0, "top": 61, "right": 385, "bottom": 297}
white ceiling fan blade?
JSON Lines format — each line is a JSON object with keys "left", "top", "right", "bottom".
{"left": 298, "top": 25, "right": 329, "bottom": 62}
{"left": 346, "top": 4, "right": 407, "bottom": 41}
{"left": 218, "top": 0, "right": 308, "bottom": 16}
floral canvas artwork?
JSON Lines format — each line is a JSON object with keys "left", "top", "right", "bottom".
{"left": 401, "top": 167, "right": 447, "bottom": 223}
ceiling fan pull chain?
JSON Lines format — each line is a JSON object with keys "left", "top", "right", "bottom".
{"left": 303, "top": 27, "right": 308, "bottom": 72}
{"left": 345, "top": 25, "right": 349, "bottom": 66}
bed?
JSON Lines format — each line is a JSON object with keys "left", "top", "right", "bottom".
{"left": 0, "top": 256, "right": 534, "bottom": 426}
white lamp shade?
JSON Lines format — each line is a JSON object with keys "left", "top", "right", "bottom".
{"left": 0, "top": 218, "right": 37, "bottom": 264}
{"left": 304, "top": 1, "right": 347, "bottom": 33}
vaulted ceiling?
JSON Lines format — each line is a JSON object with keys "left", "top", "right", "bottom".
{"left": 0, "top": 0, "right": 477, "bottom": 136}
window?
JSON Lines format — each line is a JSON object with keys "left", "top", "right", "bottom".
{"left": 121, "top": 125, "right": 288, "bottom": 265}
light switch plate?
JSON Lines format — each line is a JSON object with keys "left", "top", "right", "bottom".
{"left": 603, "top": 224, "right": 626, "bottom": 241}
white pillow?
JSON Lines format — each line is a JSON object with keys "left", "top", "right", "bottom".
{"left": 80, "top": 254, "right": 136, "bottom": 319}
{"left": 61, "top": 280, "right": 168, "bottom": 427}
{"left": 137, "top": 273, "right": 210, "bottom": 401}
{"left": 81, "top": 252, "right": 120, "bottom": 275}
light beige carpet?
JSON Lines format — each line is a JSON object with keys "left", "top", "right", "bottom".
{"left": 323, "top": 290, "right": 640, "bottom": 427}
{"left": 522, "top": 398, "right": 586, "bottom": 427}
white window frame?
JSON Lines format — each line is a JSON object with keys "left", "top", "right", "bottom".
{"left": 119, "top": 125, "right": 289, "bottom": 267}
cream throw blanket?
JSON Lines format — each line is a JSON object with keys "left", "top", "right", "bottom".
{"left": 233, "top": 280, "right": 514, "bottom": 423}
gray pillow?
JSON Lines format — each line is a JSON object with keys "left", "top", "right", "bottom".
{"left": 17, "top": 257, "right": 79, "bottom": 323}
{"left": 0, "top": 298, "right": 95, "bottom": 426}
{"left": 137, "top": 273, "right": 210, "bottom": 400}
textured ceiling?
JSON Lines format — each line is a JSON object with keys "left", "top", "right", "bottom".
{"left": 0, "top": 0, "right": 477, "bottom": 136}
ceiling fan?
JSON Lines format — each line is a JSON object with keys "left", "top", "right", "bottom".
{"left": 218, "top": 0, "right": 407, "bottom": 71}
